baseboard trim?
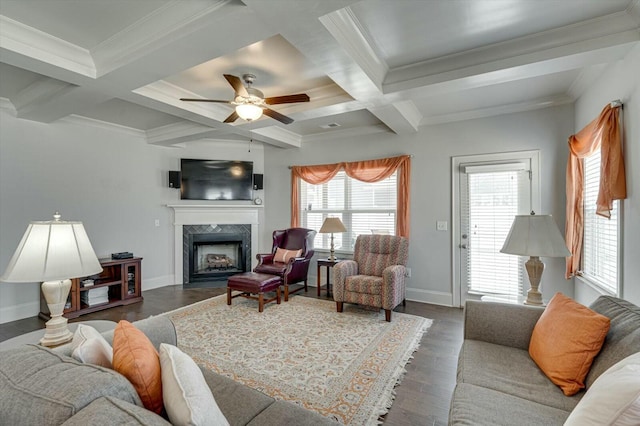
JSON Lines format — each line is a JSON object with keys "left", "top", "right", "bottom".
{"left": 0, "top": 300, "right": 40, "bottom": 324}
{"left": 142, "top": 275, "right": 175, "bottom": 291}
{"left": 406, "top": 287, "right": 454, "bottom": 307}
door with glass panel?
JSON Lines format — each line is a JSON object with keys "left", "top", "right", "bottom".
{"left": 454, "top": 152, "right": 539, "bottom": 306}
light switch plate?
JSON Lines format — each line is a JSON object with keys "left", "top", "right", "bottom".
{"left": 436, "top": 221, "right": 448, "bottom": 231}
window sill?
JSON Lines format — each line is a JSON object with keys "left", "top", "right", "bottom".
{"left": 575, "top": 274, "right": 617, "bottom": 297}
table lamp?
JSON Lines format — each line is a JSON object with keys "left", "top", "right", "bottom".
{"left": 319, "top": 217, "right": 347, "bottom": 261}
{"left": 500, "top": 212, "right": 570, "bottom": 305}
{"left": 0, "top": 212, "right": 102, "bottom": 346}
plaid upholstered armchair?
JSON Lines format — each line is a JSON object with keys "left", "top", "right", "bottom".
{"left": 333, "top": 234, "right": 409, "bottom": 322}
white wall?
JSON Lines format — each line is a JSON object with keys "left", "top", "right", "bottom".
{"left": 0, "top": 110, "right": 264, "bottom": 323}
{"left": 573, "top": 43, "right": 640, "bottom": 306}
{"left": 264, "top": 104, "right": 575, "bottom": 307}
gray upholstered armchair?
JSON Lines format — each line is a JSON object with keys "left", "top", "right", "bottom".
{"left": 333, "top": 234, "right": 409, "bottom": 322}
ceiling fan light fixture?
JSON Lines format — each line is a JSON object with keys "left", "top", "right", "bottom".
{"left": 236, "top": 103, "right": 263, "bottom": 121}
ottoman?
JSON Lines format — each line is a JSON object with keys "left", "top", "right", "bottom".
{"left": 227, "top": 272, "right": 282, "bottom": 312}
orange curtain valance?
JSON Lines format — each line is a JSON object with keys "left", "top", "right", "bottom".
{"left": 565, "top": 103, "right": 626, "bottom": 278}
{"left": 291, "top": 155, "right": 411, "bottom": 237}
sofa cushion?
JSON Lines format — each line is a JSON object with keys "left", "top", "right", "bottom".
{"left": 0, "top": 345, "right": 141, "bottom": 425}
{"left": 449, "top": 383, "right": 571, "bottom": 426}
{"left": 200, "top": 367, "right": 274, "bottom": 425}
{"left": 458, "top": 340, "right": 582, "bottom": 412}
{"left": 60, "top": 396, "right": 171, "bottom": 426}
{"left": 529, "top": 292, "right": 610, "bottom": 396}
{"left": 112, "top": 320, "right": 163, "bottom": 414}
{"left": 564, "top": 352, "right": 640, "bottom": 426}
{"left": 159, "top": 343, "right": 229, "bottom": 426}
{"left": 587, "top": 295, "right": 640, "bottom": 387}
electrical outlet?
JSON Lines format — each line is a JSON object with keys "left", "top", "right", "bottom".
{"left": 405, "top": 267, "right": 411, "bottom": 278}
{"left": 436, "top": 221, "right": 448, "bottom": 231}
{"left": 154, "top": 219, "right": 160, "bottom": 227}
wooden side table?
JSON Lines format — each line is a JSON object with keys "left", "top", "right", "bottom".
{"left": 317, "top": 258, "right": 341, "bottom": 297}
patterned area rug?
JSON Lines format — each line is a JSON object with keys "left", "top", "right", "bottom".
{"left": 165, "top": 294, "right": 432, "bottom": 425}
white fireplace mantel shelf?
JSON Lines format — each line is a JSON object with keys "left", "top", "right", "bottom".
{"left": 167, "top": 204, "right": 262, "bottom": 284}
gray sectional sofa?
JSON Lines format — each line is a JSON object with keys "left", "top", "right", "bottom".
{"left": 449, "top": 295, "right": 640, "bottom": 425}
{"left": 0, "top": 315, "right": 335, "bottom": 425}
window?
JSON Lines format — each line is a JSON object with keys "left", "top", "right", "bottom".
{"left": 582, "top": 150, "right": 620, "bottom": 294}
{"left": 298, "top": 170, "right": 397, "bottom": 252}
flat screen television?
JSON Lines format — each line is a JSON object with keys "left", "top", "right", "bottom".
{"left": 180, "top": 159, "right": 253, "bottom": 201}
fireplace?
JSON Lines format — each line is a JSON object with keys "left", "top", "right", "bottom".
{"left": 169, "top": 204, "right": 261, "bottom": 286}
{"left": 183, "top": 224, "right": 251, "bottom": 286}
{"left": 188, "top": 233, "right": 248, "bottom": 283}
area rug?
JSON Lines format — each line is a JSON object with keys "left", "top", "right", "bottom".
{"left": 165, "top": 294, "right": 432, "bottom": 425}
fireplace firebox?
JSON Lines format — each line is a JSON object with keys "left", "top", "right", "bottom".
{"left": 183, "top": 225, "right": 251, "bottom": 286}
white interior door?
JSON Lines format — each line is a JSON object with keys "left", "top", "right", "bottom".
{"left": 452, "top": 151, "right": 540, "bottom": 307}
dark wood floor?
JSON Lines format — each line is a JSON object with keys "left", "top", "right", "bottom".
{"left": 0, "top": 285, "right": 463, "bottom": 426}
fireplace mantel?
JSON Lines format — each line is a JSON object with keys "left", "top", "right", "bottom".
{"left": 167, "top": 204, "right": 262, "bottom": 285}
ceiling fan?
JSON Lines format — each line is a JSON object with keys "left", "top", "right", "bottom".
{"left": 180, "top": 74, "right": 309, "bottom": 125}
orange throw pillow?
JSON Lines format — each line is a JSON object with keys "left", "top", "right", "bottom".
{"left": 274, "top": 247, "right": 302, "bottom": 263}
{"left": 112, "top": 320, "right": 163, "bottom": 414}
{"left": 529, "top": 292, "right": 610, "bottom": 396}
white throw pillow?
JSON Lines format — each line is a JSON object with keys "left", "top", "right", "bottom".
{"left": 564, "top": 351, "right": 640, "bottom": 426}
{"left": 159, "top": 343, "right": 229, "bottom": 426}
{"left": 70, "top": 324, "right": 113, "bottom": 368}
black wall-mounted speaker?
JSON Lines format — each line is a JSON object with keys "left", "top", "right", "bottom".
{"left": 169, "top": 171, "right": 181, "bottom": 189}
{"left": 253, "top": 174, "right": 264, "bottom": 190}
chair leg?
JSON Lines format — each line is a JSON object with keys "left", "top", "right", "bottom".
{"left": 276, "top": 287, "right": 281, "bottom": 304}
{"left": 259, "top": 293, "right": 265, "bottom": 313}
{"left": 337, "top": 302, "right": 343, "bottom": 313}
{"left": 284, "top": 284, "right": 289, "bottom": 302}
{"left": 227, "top": 287, "right": 232, "bottom": 305}
{"left": 304, "top": 279, "right": 308, "bottom": 293}
{"left": 385, "top": 309, "right": 391, "bottom": 322}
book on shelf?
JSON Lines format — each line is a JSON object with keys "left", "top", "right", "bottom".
{"left": 81, "top": 286, "right": 109, "bottom": 306}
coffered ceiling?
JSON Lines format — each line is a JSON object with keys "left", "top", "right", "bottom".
{"left": 0, "top": 0, "right": 638, "bottom": 148}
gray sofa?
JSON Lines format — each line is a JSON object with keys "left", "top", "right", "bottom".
{"left": 0, "top": 315, "right": 335, "bottom": 425}
{"left": 449, "top": 295, "right": 640, "bottom": 425}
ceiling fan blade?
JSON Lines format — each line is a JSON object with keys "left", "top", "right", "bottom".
{"left": 223, "top": 110, "right": 239, "bottom": 123}
{"left": 264, "top": 94, "right": 310, "bottom": 105}
{"left": 180, "top": 98, "right": 231, "bottom": 103}
{"left": 223, "top": 74, "right": 249, "bottom": 97}
{"left": 263, "top": 107, "right": 294, "bottom": 124}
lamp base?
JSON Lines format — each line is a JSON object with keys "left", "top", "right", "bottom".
{"left": 40, "top": 279, "right": 73, "bottom": 347}
{"left": 40, "top": 316, "right": 74, "bottom": 347}
{"left": 524, "top": 256, "right": 545, "bottom": 306}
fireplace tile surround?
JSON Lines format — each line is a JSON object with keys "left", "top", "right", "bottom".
{"left": 168, "top": 205, "right": 262, "bottom": 285}
{"left": 183, "top": 224, "right": 251, "bottom": 284}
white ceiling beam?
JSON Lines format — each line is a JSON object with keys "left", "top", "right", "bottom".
{"left": 384, "top": 11, "right": 640, "bottom": 95}
{"left": 368, "top": 100, "right": 421, "bottom": 134}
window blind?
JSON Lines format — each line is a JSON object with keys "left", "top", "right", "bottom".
{"left": 299, "top": 171, "right": 397, "bottom": 251}
{"left": 462, "top": 167, "right": 528, "bottom": 296}
{"left": 582, "top": 150, "right": 619, "bottom": 293}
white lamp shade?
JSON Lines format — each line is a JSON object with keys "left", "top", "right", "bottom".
{"left": 236, "top": 104, "right": 263, "bottom": 121}
{"left": 319, "top": 217, "right": 347, "bottom": 233}
{"left": 500, "top": 214, "right": 570, "bottom": 257}
{"left": 1, "top": 216, "right": 102, "bottom": 283}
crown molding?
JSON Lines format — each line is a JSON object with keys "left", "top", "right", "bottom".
{"left": 420, "top": 94, "right": 573, "bottom": 127}
{"left": 146, "top": 121, "right": 219, "bottom": 146}
{"left": 60, "top": 114, "right": 146, "bottom": 138}
{"left": 0, "top": 97, "right": 16, "bottom": 114}
{"left": 567, "top": 63, "right": 608, "bottom": 100}
{"left": 0, "top": 15, "right": 95, "bottom": 78}
{"left": 302, "top": 123, "right": 389, "bottom": 144}
{"left": 319, "top": 7, "right": 387, "bottom": 91}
